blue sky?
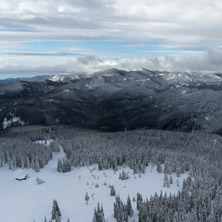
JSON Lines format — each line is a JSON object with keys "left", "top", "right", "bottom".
{"left": 6, "top": 39, "right": 204, "bottom": 58}
{"left": 0, "top": 0, "right": 222, "bottom": 77}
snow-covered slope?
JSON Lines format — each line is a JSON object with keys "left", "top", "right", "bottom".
{"left": 50, "top": 74, "right": 73, "bottom": 82}
{"left": 0, "top": 143, "right": 187, "bottom": 222}
{"left": 50, "top": 73, "right": 86, "bottom": 82}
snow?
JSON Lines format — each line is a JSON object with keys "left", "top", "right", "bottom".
{"left": 50, "top": 75, "right": 75, "bottom": 82}
{"left": 63, "top": 89, "right": 71, "bottom": 93}
{"left": 85, "top": 83, "right": 93, "bottom": 89}
{"left": 0, "top": 144, "right": 188, "bottom": 222}
{"left": 2, "top": 116, "right": 25, "bottom": 129}
{"left": 34, "top": 139, "right": 55, "bottom": 146}
{"left": 136, "top": 79, "right": 150, "bottom": 84}
{"left": 213, "top": 139, "right": 217, "bottom": 146}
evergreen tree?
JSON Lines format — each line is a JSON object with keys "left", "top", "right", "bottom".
{"left": 57, "top": 159, "right": 62, "bottom": 172}
{"left": 8, "top": 158, "right": 15, "bottom": 171}
{"left": 34, "top": 160, "right": 40, "bottom": 172}
{"left": 93, "top": 203, "right": 105, "bottom": 222}
{"left": 127, "top": 196, "right": 133, "bottom": 217}
{"left": 85, "top": 192, "right": 89, "bottom": 205}
{"left": 163, "top": 174, "right": 170, "bottom": 187}
{"left": 157, "top": 163, "right": 162, "bottom": 173}
{"left": 114, "top": 196, "right": 121, "bottom": 219}
{"left": 117, "top": 202, "right": 128, "bottom": 222}
{"left": 51, "top": 199, "right": 61, "bottom": 222}
{"left": 51, "top": 142, "right": 60, "bottom": 152}
{"left": 137, "top": 193, "right": 143, "bottom": 210}
{"left": 110, "top": 185, "right": 116, "bottom": 196}
{"left": 119, "top": 170, "right": 129, "bottom": 180}
{"left": 164, "top": 162, "right": 171, "bottom": 174}
{"left": 170, "top": 175, "right": 173, "bottom": 184}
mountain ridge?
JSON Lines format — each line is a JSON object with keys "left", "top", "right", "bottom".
{"left": 1, "top": 68, "right": 222, "bottom": 133}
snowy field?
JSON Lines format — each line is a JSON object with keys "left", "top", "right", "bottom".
{"left": 0, "top": 142, "right": 188, "bottom": 222}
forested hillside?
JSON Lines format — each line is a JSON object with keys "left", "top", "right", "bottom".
{"left": 0, "top": 126, "right": 222, "bottom": 221}
{"left": 1, "top": 69, "right": 222, "bottom": 133}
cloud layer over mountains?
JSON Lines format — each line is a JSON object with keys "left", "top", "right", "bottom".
{"left": 1, "top": 49, "right": 222, "bottom": 76}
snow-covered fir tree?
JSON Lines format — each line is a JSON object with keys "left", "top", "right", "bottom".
{"left": 93, "top": 203, "right": 105, "bottom": 222}
{"left": 51, "top": 199, "right": 61, "bottom": 222}
{"left": 110, "top": 185, "right": 116, "bottom": 196}
{"left": 85, "top": 192, "right": 89, "bottom": 205}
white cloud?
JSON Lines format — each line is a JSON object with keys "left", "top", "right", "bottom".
{"left": 0, "top": 0, "right": 221, "bottom": 43}
{"left": 0, "top": 0, "right": 222, "bottom": 75}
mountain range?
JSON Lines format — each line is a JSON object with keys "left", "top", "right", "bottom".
{"left": 1, "top": 68, "right": 222, "bottom": 134}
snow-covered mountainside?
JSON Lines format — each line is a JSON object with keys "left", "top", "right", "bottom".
{"left": 0, "top": 68, "right": 222, "bottom": 133}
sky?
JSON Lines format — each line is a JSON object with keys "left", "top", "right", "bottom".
{"left": 1, "top": 0, "right": 222, "bottom": 78}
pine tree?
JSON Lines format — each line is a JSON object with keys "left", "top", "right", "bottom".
{"left": 62, "top": 158, "right": 71, "bottom": 173}
{"left": 98, "top": 162, "right": 103, "bottom": 171}
{"left": 119, "top": 170, "right": 129, "bottom": 180}
{"left": 93, "top": 203, "right": 105, "bottom": 222}
{"left": 57, "top": 159, "right": 62, "bottom": 172}
{"left": 51, "top": 199, "right": 61, "bottom": 222}
{"left": 164, "top": 162, "right": 171, "bottom": 174}
{"left": 137, "top": 193, "right": 143, "bottom": 210}
{"left": 157, "top": 163, "right": 162, "bottom": 173}
{"left": 127, "top": 196, "right": 133, "bottom": 217}
{"left": 110, "top": 185, "right": 116, "bottom": 196}
{"left": 26, "top": 157, "right": 31, "bottom": 168}
{"left": 34, "top": 160, "right": 40, "bottom": 172}
{"left": 117, "top": 201, "right": 128, "bottom": 222}
{"left": 114, "top": 196, "right": 121, "bottom": 219}
{"left": 85, "top": 192, "right": 89, "bottom": 205}
{"left": 51, "top": 142, "right": 60, "bottom": 152}
{"left": 8, "top": 158, "right": 15, "bottom": 171}
{"left": 170, "top": 176, "right": 173, "bottom": 184}
{"left": 163, "top": 174, "right": 170, "bottom": 187}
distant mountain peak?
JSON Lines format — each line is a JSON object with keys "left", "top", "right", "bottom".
{"left": 92, "top": 68, "right": 128, "bottom": 77}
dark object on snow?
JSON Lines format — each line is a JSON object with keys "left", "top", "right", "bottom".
{"left": 15, "top": 174, "right": 29, "bottom": 181}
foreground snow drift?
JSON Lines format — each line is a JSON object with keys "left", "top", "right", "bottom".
{"left": 0, "top": 148, "right": 187, "bottom": 222}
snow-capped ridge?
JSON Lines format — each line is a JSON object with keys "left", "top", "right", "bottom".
{"left": 50, "top": 73, "right": 87, "bottom": 82}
